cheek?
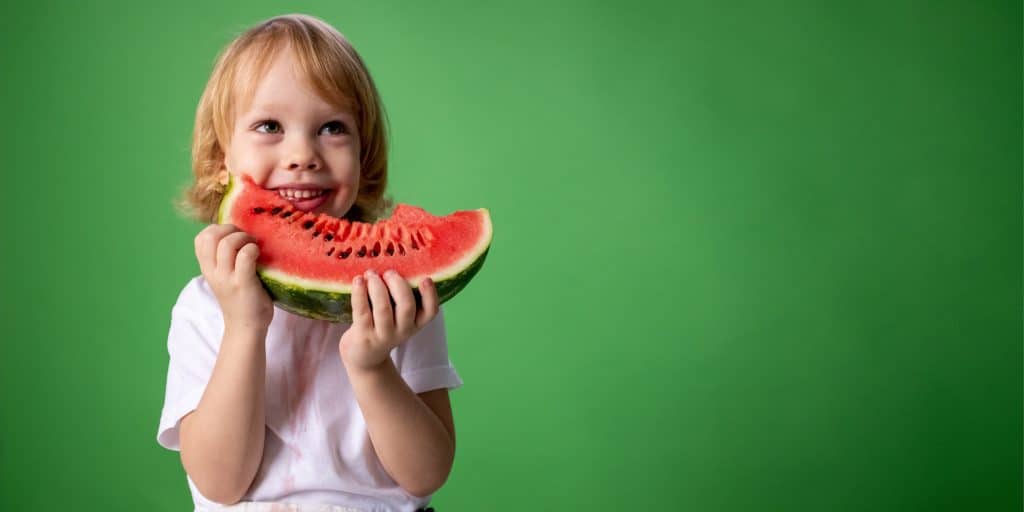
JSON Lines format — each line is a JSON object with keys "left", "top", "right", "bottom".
{"left": 331, "top": 154, "right": 361, "bottom": 192}
{"left": 335, "top": 183, "right": 359, "bottom": 206}
{"left": 225, "top": 143, "right": 273, "bottom": 183}
{"left": 330, "top": 151, "right": 360, "bottom": 177}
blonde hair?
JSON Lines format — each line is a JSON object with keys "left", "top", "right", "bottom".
{"left": 181, "top": 14, "right": 391, "bottom": 223}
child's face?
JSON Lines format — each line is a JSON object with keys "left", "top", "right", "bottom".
{"left": 223, "top": 49, "right": 361, "bottom": 218}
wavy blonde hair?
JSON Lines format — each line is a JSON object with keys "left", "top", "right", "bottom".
{"left": 180, "top": 14, "right": 391, "bottom": 223}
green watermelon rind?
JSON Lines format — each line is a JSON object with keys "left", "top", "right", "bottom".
{"left": 217, "top": 174, "right": 491, "bottom": 323}
{"left": 260, "top": 246, "right": 489, "bottom": 323}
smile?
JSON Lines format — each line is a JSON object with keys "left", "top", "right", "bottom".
{"left": 274, "top": 187, "right": 334, "bottom": 212}
{"left": 277, "top": 188, "right": 328, "bottom": 200}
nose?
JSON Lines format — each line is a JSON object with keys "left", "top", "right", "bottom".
{"left": 284, "top": 137, "right": 323, "bottom": 171}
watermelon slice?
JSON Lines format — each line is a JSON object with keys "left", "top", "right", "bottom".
{"left": 217, "top": 175, "right": 491, "bottom": 322}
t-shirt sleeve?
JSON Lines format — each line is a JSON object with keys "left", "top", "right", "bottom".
{"left": 393, "top": 306, "right": 463, "bottom": 394}
{"left": 156, "top": 277, "right": 224, "bottom": 451}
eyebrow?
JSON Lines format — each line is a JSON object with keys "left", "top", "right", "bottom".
{"left": 247, "top": 103, "right": 353, "bottom": 119}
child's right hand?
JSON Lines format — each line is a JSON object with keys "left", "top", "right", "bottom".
{"left": 194, "top": 224, "right": 273, "bottom": 332}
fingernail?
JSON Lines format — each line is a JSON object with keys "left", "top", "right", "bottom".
{"left": 365, "top": 270, "right": 375, "bottom": 278}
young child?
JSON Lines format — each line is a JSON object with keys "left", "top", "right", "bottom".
{"left": 157, "top": 14, "right": 461, "bottom": 512}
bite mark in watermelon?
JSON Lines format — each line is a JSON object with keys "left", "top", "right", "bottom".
{"left": 217, "top": 175, "right": 492, "bottom": 322}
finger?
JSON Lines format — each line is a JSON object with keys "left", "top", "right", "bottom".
{"left": 216, "top": 231, "right": 255, "bottom": 273}
{"left": 350, "top": 275, "right": 372, "bottom": 329}
{"left": 383, "top": 270, "right": 416, "bottom": 335}
{"left": 415, "top": 277, "right": 440, "bottom": 328}
{"left": 364, "top": 270, "right": 394, "bottom": 336}
{"left": 234, "top": 242, "right": 260, "bottom": 277}
{"left": 194, "top": 224, "right": 237, "bottom": 276}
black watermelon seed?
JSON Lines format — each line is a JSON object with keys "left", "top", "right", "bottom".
{"left": 386, "top": 242, "right": 395, "bottom": 256}
{"left": 303, "top": 220, "right": 315, "bottom": 229}
{"left": 326, "top": 247, "right": 335, "bottom": 256}
{"left": 398, "top": 243, "right": 406, "bottom": 255}
{"left": 252, "top": 207, "right": 265, "bottom": 214}
{"left": 281, "top": 211, "right": 293, "bottom": 218}
{"left": 410, "top": 238, "right": 419, "bottom": 250}
{"left": 340, "top": 247, "right": 352, "bottom": 259}
{"left": 357, "top": 246, "right": 367, "bottom": 258}
{"left": 313, "top": 231, "right": 320, "bottom": 238}
{"left": 325, "top": 233, "right": 334, "bottom": 241}
{"left": 371, "top": 241, "right": 381, "bottom": 257}
{"left": 270, "top": 207, "right": 282, "bottom": 215}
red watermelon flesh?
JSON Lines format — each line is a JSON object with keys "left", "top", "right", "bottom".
{"left": 217, "top": 174, "right": 492, "bottom": 321}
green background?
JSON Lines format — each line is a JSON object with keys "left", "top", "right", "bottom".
{"left": 1, "top": 1, "right": 1020, "bottom": 510}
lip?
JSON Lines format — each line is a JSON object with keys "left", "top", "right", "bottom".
{"left": 285, "top": 189, "right": 333, "bottom": 212}
{"left": 271, "top": 183, "right": 331, "bottom": 190}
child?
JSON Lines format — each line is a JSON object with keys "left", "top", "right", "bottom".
{"left": 157, "top": 14, "right": 460, "bottom": 512}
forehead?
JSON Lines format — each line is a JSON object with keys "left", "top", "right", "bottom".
{"left": 232, "top": 45, "right": 355, "bottom": 116}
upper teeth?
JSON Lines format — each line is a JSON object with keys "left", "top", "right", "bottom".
{"left": 278, "top": 189, "right": 325, "bottom": 200}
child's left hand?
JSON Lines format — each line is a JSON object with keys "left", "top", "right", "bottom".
{"left": 339, "top": 269, "right": 439, "bottom": 372}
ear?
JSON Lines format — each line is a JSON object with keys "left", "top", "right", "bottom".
{"left": 216, "top": 169, "right": 230, "bottom": 186}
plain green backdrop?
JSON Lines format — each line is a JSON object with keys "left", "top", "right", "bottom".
{"left": 1, "top": 1, "right": 1020, "bottom": 510}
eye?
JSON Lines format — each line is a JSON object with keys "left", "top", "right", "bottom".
{"left": 254, "top": 120, "right": 282, "bottom": 134}
{"left": 319, "top": 120, "right": 349, "bottom": 136}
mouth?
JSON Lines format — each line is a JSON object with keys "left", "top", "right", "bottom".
{"left": 275, "top": 187, "right": 333, "bottom": 212}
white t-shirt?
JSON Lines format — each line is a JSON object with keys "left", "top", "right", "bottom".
{"left": 156, "top": 277, "right": 463, "bottom": 512}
